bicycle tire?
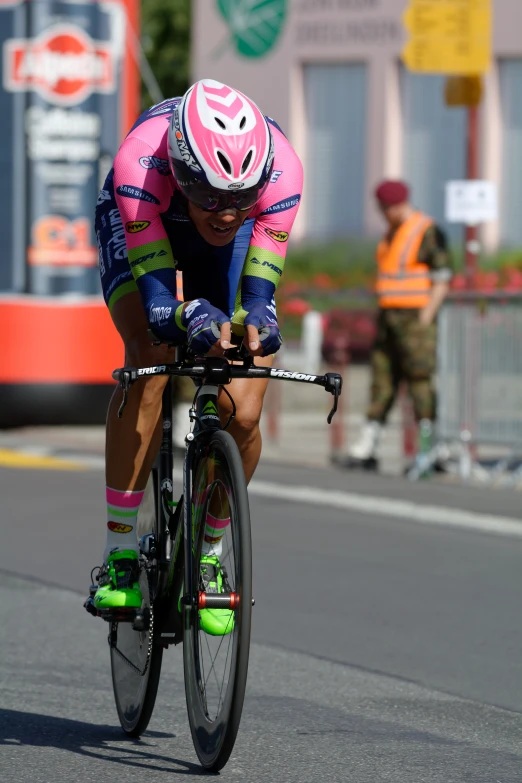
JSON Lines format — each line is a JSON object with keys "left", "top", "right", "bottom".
{"left": 183, "top": 429, "right": 252, "bottom": 771}
{"left": 110, "top": 468, "right": 164, "bottom": 736}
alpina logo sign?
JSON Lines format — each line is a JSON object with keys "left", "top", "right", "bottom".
{"left": 3, "top": 24, "right": 115, "bottom": 106}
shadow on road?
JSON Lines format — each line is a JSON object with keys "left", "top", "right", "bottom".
{"left": 0, "top": 709, "right": 209, "bottom": 776}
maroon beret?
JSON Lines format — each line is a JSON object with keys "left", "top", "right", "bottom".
{"left": 375, "top": 180, "right": 409, "bottom": 206}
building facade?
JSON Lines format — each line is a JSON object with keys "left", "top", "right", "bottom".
{"left": 192, "top": 0, "right": 522, "bottom": 250}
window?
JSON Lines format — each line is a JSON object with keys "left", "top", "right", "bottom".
{"left": 500, "top": 60, "right": 522, "bottom": 247}
{"left": 304, "top": 63, "right": 367, "bottom": 239}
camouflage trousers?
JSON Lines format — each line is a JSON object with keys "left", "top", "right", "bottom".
{"left": 367, "top": 308, "right": 437, "bottom": 424}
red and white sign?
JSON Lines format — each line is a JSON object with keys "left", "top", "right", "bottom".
{"left": 28, "top": 215, "right": 98, "bottom": 267}
{"left": 3, "top": 24, "right": 115, "bottom": 106}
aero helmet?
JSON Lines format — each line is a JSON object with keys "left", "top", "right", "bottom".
{"left": 168, "top": 79, "right": 274, "bottom": 211}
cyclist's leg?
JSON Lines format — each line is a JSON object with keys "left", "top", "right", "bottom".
{"left": 96, "top": 181, "right": 173, "bottom": 495}
{"left": 94, "top": 188, "right": 175, "bottom": 608}
{"left": 217, "top": 360, "right": 272, "bottom": 483}
{"left": 196, "top": 361, "right": 271, "bottom": 570}
{"left": 106, "top": 291, "right": 175, "bottom": 491}
{"left": 92, "top": 292, "right": 174, "bottom": 612}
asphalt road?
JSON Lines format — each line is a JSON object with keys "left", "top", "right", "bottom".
{"left": 1, "top": 459, "right": 521, "bottom": 780}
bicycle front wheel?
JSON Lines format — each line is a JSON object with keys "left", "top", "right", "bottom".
{"left": 183, "top": 430, "right": 252, "bottom": 771}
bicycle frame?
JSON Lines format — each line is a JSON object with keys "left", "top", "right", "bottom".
{"left": 150, "top": 368, "right": 239, "bottom": 642}
{"left": 112, "top": 352, "right": 342, "bottom": 637}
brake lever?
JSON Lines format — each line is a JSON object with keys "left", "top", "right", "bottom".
{"left": 323, "top": 372, "right": 343, "bottom": 424}
{"left": 327, "top": 391, "right": 339, "bottom": 424}
{"left": 116, "top": 370, "right": 136, "bottom": 419}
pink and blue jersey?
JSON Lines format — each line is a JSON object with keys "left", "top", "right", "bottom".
{"left": 96, "top": 98, "right": 303, "bottom": 338}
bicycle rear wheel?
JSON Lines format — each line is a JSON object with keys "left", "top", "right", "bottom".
{"left": 183, "top": 430, "right": 252, "bottom": 771}
{"left": 110, "top": 470, "right": 164, "bottom": 736}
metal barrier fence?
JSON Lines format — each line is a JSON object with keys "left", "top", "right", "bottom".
{"left": 437, "top": 293, "right": 522, "bottom": 479}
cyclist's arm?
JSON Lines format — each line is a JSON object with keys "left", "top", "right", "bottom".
{"left": 113, "top": 136, "right": 186, "bottom": 341}
{"left": 231, "top": 145, "right": 303, "bottom": 335}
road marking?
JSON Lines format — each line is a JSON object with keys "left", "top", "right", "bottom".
{"left": 248, "top": 479, "right": 522, "bottom": 539}
{"left": 172, "top": 469, "right": 522, "bottom": 539}
{"left": 1, "top": 446, "right": 521, "bottom": 538}
{"left": 0, "top": 448, "right": 84, "bottom": 471}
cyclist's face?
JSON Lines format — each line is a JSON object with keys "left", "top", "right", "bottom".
{"left": 188, "top": 203, "right": 253, "bottom": 246}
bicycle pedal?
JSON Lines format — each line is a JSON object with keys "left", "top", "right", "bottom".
{"left": 98, "top": 607, "right": 137, "bottom": 624}
{"left": 83, "top": 596, "right": 98, "bottom": 617}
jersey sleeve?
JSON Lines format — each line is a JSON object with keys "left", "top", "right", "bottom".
{"left": 231, "top": 143, "right": 303, "bottom": 333}
{"left": 113, "top": 136, "right": 186, "bottom": 340}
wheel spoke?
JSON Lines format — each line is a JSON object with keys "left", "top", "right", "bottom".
{"left": 202, "top": 626, "right": 231, "bottom": 693}
{"left": 197, "top": 623, "right": 209, "bottom": 717}
{"left": 203, "top": 632, "right": 225, "bottom": 709}
{"left": 216, "top": 622, "right": 234, "bottom": 714}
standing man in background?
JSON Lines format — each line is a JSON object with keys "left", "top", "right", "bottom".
{"left": 347, "top": 180, "right": 453, "bottom": 470}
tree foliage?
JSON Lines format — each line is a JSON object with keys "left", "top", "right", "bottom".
{"left": 140, "top": 0, "right": 191, "bottom": 108}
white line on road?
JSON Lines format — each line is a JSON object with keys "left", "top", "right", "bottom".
{"left": 248, "top": 480, "right": 522, "bottom": 539}
{"left": 4, "top": 448, "right": 522, "bottom": 539}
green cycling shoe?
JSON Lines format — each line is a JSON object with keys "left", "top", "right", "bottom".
{"left": 93, "top": 549, "right": 143, "bottom": 613}
{"left": 199, "top": 555, "right": 235, "bottom": 636}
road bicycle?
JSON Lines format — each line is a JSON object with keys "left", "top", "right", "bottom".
{"left": 85, "top": 339, "right": 342, "bottom": 771}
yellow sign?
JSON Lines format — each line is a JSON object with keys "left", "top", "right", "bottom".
{"left": 402, "top": 0, "right": 491, "bottom": 75}
{"left": 444, "top": 75, "right": 483, "bottom": 107}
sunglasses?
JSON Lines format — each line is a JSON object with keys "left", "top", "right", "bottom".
{"left": 172, "top": 160, "right": 271, "bottom": 213}
{"left": 180, "top": 179, "right": 269, "bottom": 213}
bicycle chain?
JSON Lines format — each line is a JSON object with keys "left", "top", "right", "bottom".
{"left": 111, "top": 565, "right": 155, "bottom": 678}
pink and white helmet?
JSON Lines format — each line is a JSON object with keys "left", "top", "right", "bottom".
{"left": 168, "top": 79, "right": 274, "bottom": 212}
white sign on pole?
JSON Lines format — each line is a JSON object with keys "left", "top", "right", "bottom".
{"left": 445, "top": 180, "right": 498, "bottom": 225}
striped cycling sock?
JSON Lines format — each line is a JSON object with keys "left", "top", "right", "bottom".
{"left": 104, "top": 487, "right": 145, "bottom": 560}
{"left": 202, "top": 513, "right": 231, "bottom": 558}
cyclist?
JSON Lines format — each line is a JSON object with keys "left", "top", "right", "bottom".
{"left": 90, "top": 80, "right": 303, "bottom": 635}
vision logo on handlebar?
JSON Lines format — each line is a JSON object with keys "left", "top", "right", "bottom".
{"left": 270, "top": 370, "right": 317, "bottom": 381}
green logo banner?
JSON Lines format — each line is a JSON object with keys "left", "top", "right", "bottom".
{"left": 216, "top": 0, "right": 288, "bottom": 59}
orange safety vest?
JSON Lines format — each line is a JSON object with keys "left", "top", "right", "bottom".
{"left": 375, "top": 211, "right": 433, "bottom": 309}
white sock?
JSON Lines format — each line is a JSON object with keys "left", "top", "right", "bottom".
{"left": 104, "top": 487, "right": 144, "bottom": 560}
{"left": 201, "top": 513, "right": 231, "bottom": 558}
